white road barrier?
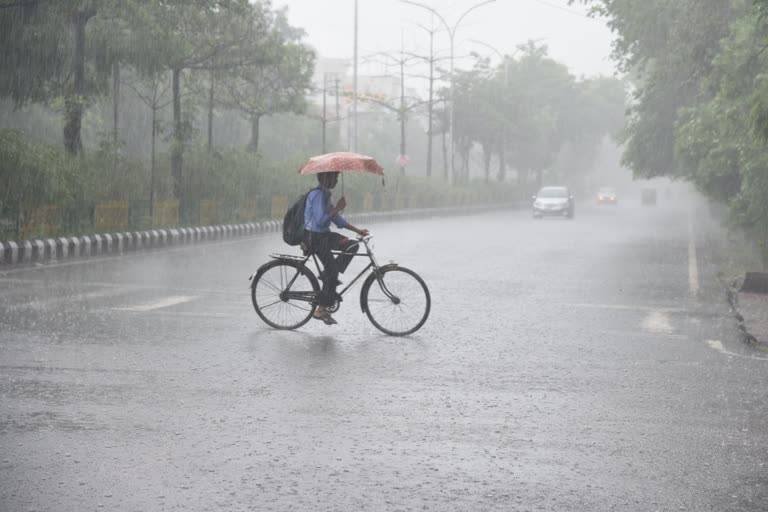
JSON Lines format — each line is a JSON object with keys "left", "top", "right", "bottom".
{"left": 0, "top": 202, "right": 520, "bottom": 266}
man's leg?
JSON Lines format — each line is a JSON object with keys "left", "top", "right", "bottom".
{"left": 328, "top": 233, "right": 359, "bottom": 274}
{"left": 308, "top": 233, "right": 337, "bottom": 308}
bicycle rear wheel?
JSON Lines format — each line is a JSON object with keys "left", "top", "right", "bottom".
{"left": 252, "top": 260, "right": 319, "bottom": 330}
{"left": 361, "top": 266, "right": 430, "bottom": 336}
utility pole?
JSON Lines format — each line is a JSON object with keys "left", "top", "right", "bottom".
{"left": 399, "top": 33, "right": 407, "bottom": 175}
{"left": 412, "top": 20, "right": 450, "bottom": 178}
{"left": 335, "top": 77, "right": 340, "bottom": 121}
{"left": 322, "top": 73, "right": 328, "bottom": 153}
{"left": 353, "top": 0, "right": 358, "bottom": 153}
{"left": 423, "top": 21, "right": 436, "bottom": 178}
{"left": 347, "top": 104, "right": 352, "bottom": 151}
{"left": 355, "top": 49, "right": 422, "bottom": 176}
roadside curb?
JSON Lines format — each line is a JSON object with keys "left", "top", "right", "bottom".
{"left": 0, "top": 203, "right": 518, "bottom": 267}
{"left": 725, "top": 280, "right": 768, "bottom": 349}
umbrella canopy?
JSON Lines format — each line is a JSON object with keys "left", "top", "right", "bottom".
{"left": 298, "top": 152, "right": 384, "bottom": 176}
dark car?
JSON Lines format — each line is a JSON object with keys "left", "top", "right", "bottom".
{"left": 532, "top": 186, "right": 575, "bottom": 219}
{"left": 596, "top": 186, "right": 618, "bottom": 205}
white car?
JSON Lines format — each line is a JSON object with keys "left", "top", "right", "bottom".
{"left": 532, "top": 186, "right": 575, "bottom": 219}
{"left": 597, "top": 186, "right": 618, "bottom": 205}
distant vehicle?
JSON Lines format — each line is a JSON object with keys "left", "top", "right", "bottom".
{"left": 641, "top": 188, "right": 657, "bottom": 206}
{"left": 596, "top": 186, "right": 618, "bottom": 205}
{"left": 532, "top": 186, "right": 575, "bottom": 219}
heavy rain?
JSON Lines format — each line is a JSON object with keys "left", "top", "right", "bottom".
{"left": 1, "top": 0, "right": 768, "bottom": 510}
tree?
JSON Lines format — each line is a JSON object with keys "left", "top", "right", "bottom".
{"left": 573, "top": 0, "right": 768, "bottom": 264}
{"left": 674, "top": 7, "right": 768, "bottom": 264}
{"left": 453, "top": 42, "right": 574, "bottom": 187}
{"left": 570, "top": 0, "right": 736, "bottom": 178}
{"left": 554, "top": 76, "right": 626, "bottom": 183}
{"left": 221, "top": 7, "right": 315, "bottom": 153}
{"left": 123, "top": 70, "right": 173, "bottom": 214}
{"left": 121, "top": 0, "right": 270, "bottom": 198}
{"left": 447, "top": 40, "right": 624, "bottom": 188}
{"left": 0, "top": 0, "right": 125, "bottom": 154}
{"left": 452, "top": 62, "right": 506, "bottom": 183}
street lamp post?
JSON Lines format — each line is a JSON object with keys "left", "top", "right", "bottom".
{"left": 468, "top": 39, "right": 509, "bottom": 83}
{"left": 322, "top": 73, "right": 328, "bottom": 153}
{"left": 400, "top": 0, "right": 496, "bottom": 184}
{"left": 353, "top": 0, "right": 358, "bottom": 153}
{"left": 468, "top": 37, "right": 548, "bottom": 77}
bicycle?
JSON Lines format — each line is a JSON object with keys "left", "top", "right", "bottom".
{"left": 249, "top": 235, "right": 430, "bottom": 336}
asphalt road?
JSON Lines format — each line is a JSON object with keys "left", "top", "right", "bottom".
{"left": 2, "top": 197, "right": 768, "bottom": 511}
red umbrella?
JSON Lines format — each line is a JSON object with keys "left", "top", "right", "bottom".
{"left": 298, "top": 152, "right": 384, "bottom": 176}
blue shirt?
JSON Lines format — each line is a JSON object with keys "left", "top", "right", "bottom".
{"left": 304, "top": 187, "right": 348, "bottom": 233}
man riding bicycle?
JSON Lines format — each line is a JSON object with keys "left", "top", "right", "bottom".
{"left": 304, "top": 171, "right": 369, "bottom": 325}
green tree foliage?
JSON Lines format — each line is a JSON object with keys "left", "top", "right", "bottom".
{"left": 675, "top": 8, "right": 768, "bottom": 263}
{"left": 1, "top": 0, "right": 317, "bottom": 202}
{"left": 572, "top": 0, "right": 735, "bottom": 178}
{"left": 118, "top": 0, "right": 271, "bottom": 198}
{"left": 452, "top": 41, "right": 625, "bottom": 189}
{"left": 220, "top": 7, "right": 315, "bottom": 153}
{"left": 0, "top": 0, "right": 128, "bottom": 154}
{"left": 1, "top": 0, "right": 627, "bottom": 236}
{"left": 574, "top": 0, "right": 768, "bottom": 264}
{"left": 452, "top": 60, "right": 506, "bottom": 184}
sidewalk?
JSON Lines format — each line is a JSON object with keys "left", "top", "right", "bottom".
{"left": 728, "top": 275, "right": 768, "bottom": 348}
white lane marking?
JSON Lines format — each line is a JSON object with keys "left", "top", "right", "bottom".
{"left": 566, "top": 303, "right": 685, "bottom": 313}
{"left": 113, "top": 295, "right": 198, "bottom": 312}
{"left": 0, "top": 277, "right": 236, "bottom": 296}
{"left": 604, "top": 329, "right": 687, "bottom": 340}
{"left": 688, "top": 214, "right": 699, "bottom": 297}
{"left": 641, "top": 311, "right": 674, "bottom": 335}
{"left": 707, "top": 339, "right": 725, "bottom": 351}
{"left": 108, "top": 310, "right": 241, "bottom": 319}
{"left": 706, "top": 339, "right": 768, "bottom": 360}
{"left": 6, "top": 289, "right": 124, "bottom": 311}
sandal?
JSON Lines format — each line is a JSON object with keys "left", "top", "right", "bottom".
{"left": 312, "top": 307, "right": 338, "bottom": 325}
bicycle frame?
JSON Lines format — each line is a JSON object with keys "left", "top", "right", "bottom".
{"left": 270, "top": 236, "right": 398, "bottom": 304}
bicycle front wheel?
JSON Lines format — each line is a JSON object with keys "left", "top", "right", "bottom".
{"left": 252, "top": 260, "right": 319, "bottom": 330}
{"left": 361, "top": 266, "right": 430, "bottom": 336}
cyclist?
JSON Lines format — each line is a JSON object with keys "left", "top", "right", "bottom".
{"left": 304, "top": 171, "right": 369, "bottom": 324}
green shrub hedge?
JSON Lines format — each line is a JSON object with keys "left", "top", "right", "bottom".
{"left": 0, "top": 129, "right": 522, "bottom": 240}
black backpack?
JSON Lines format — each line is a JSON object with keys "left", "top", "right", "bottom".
{"left": 282, "top": 188, "right": 317, "bottom": 246}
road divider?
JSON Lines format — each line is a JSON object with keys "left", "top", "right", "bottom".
{"left": 1, "top": 203, "right": 521, "bottom": 267}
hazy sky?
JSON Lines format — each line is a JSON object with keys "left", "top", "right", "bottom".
{"left": 275, "top": 0, "right": 618, "bottom": 79}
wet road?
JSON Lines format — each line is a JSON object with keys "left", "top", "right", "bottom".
{"left": 2, "top": 198, "right": 768, "bottom": 511}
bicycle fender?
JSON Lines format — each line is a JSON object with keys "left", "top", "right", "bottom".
{"left": 251, "top": 259, "right": 295, "bottom": 289}
{"left": 359, "top": 264, "right": 399, "bottom": 313}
